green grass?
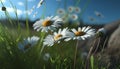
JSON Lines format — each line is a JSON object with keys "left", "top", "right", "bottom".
{"left": 0, "top": 24, "right": 110, "bottom": 69}
{"left": 0, "top": 0, "right": 120, "bottom": 69}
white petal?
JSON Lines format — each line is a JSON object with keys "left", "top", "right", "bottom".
{"left": 71, "top": 28, "right": 77, "bottom": 33}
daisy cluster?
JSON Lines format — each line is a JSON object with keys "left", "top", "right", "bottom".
{"left": 18, "top": 15, "right": 95, "bottom": 52}
{"left": 18, "top": 1, "right": 95, "bottom": 52}
{"left": 57, "top": 6, "right": 81, "bottom": 23}
{"left": 88, "top": 11, "right": 104, "bottom": 22}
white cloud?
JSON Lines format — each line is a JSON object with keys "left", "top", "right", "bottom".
{"left": 16, "top": 9, "right": 23, "bottom": 15}
{"left": 18, "top": 2, "right": 24, "bottom": 6}
{"left": 0, "top": 0, "right": 6, "bottom": 3}
{"left": 24, "top": 10, "right": 31, "bottom": 15}
{"left": 6, "top": 7, "right": 23, "bottom": 15}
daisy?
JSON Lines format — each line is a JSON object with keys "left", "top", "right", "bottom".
{"left": 43, "top": 28, "right": 74, "bottom": 46}
{"left": 18, "top": 36, "right": 40, "bottom": 52}
{"left": 88, "top": 16, "right": 95, "bottom": 22}
{"left": 71, "top": 26, "right": 95, "bottom": 40}
{"left": 57, "top": 8, "right": 65, "bottom": 15}
{"left": 96, "top": 28, "right": 107, "bottom": 37}
{"left": 33, "top": 11, "right": 38, "bottom": 18}
{"left": 61, "top": 15, "right": 69, "bottom": 23}
{"left": 69, "top": 14, "right": 78, "bottom": 21}
{"left": 33, "top": 16, "right": 63, "bottom": 32}
{"left": 68, "top": 6, "right": 74, "bottom": 13}
{"left": 53, "top": 28, "right": 73, "bottom": 41}
{"left": 37, "top": 0, "right": 44, "bottom": 8}
{"left": 74, "top": 7, "right": 81, "bottom": 13}
{"left": 43, "top": 35, "right": 55, "bottom": 46}
{"left": 94, "top": 11, "right": 104, "bottom": 18}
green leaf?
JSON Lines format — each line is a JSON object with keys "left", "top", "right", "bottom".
{"left": 90, "top": 55, "right": 94, "bottom": 69}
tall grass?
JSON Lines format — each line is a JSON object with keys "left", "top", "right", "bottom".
{"left": 0, "top": 0, "right": 119, "bottom": 69}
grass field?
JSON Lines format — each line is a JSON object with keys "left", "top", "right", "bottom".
{"left": 0, "top": 0, "right": 120, "bottom": 69}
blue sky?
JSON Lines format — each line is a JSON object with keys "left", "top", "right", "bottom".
{"left": 0, "top": 0, "right": 120, "bottom": 24}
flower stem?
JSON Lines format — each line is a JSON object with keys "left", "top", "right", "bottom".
{"left": 73, "top": 40, "right": 79, "bottom": 69}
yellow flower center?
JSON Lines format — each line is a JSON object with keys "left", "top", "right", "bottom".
{"left": 42, "top": 20, "right": 52, "bottom": 27}
{"left": 54, "top": 34, "right": 62, "bottom": 40}
{"left": 75, "top": 31, "right": 86, "bottom": 36}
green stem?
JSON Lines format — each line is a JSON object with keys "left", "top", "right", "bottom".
{"left": 73, "top": 40, "right": 79, "bottom": 69}
{"left": 25, "top": 0, "right": 29, "bottom": 35}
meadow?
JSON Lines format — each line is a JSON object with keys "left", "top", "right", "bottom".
{"left": 0, "top": 0, "right": 120, "bottom": 69}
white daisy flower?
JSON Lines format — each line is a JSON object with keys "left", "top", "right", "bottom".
{"left": 37, "top": 0, "right": 44, "bottom": 8}
{"left": 53, "top": 28, "right": 74, "bottom": 41}
{"left": 43, "top": 28, "right": 74, "bottom": 46}
{"left": 71, "top": 26, "right": 95, "bottom": 40}
{"left": 69, "top": 14, "right": 78, "bottom": 21}
{"left": 33, "top": 16, "right": 63, "bottom": 32}
{"left": 94, "top": 11, "right": 104, "bottom": 18}
{"left": 43, "top": 35, "right": 55, "bottom": 46}
{"left": 43, "top": 53, "right": 50, "bottom": 61}
{"left": 74, "top": 7, "right": 81, "bottom": 13}
{"left": 68, "top": 6, "right": 74, "bottom": 13}
{"left": 18, "top": 36, "right": 40, "bottom": 52}
{"left": 57, "top": 8, "right": 65, "bottom": 15}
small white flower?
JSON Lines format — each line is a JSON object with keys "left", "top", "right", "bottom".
{"left": 71, "top": 26, "right": 95, "bottom": 40}
{"left": 29, "top": 5, "right": 35, "bottom": 15}
{"left": 33, "top": 16, "right": 63, "bottom": 32}
{"left": 74, "top": 7, "right": 81, "bottom": 13}
{"left": 43, "top": 53, "right": 50, "bottom": 61}
{"left": 68, "top": 6, "right": 74, "bottom": 13}
{"left": 57, "top": 8, "right": 65, "bottom": 15}
{"left": 43, "top": 28, "right": 73, "bottom": 46}
{"left": 18, "top": 36, "right": 40, "bottom": 52}
{"left": 37, "top": 0, "right": 44, "bottom": 8}
{"left": 61, "top": 15, "right": 69, "bottom": 23}
{"left": 69, "top": 14, "right": 78, "bottom": 21}
{"left": 33, "top": 11, "right": 38, "bottom": 18}
{"left": 88, "top": 16, "right": 96, "bottom": 22}
{"left": 97, "top": 28, "right": 106, "bottom": 35}
{"left": 94, "top": 11, "right": 104, "bottom": 18}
